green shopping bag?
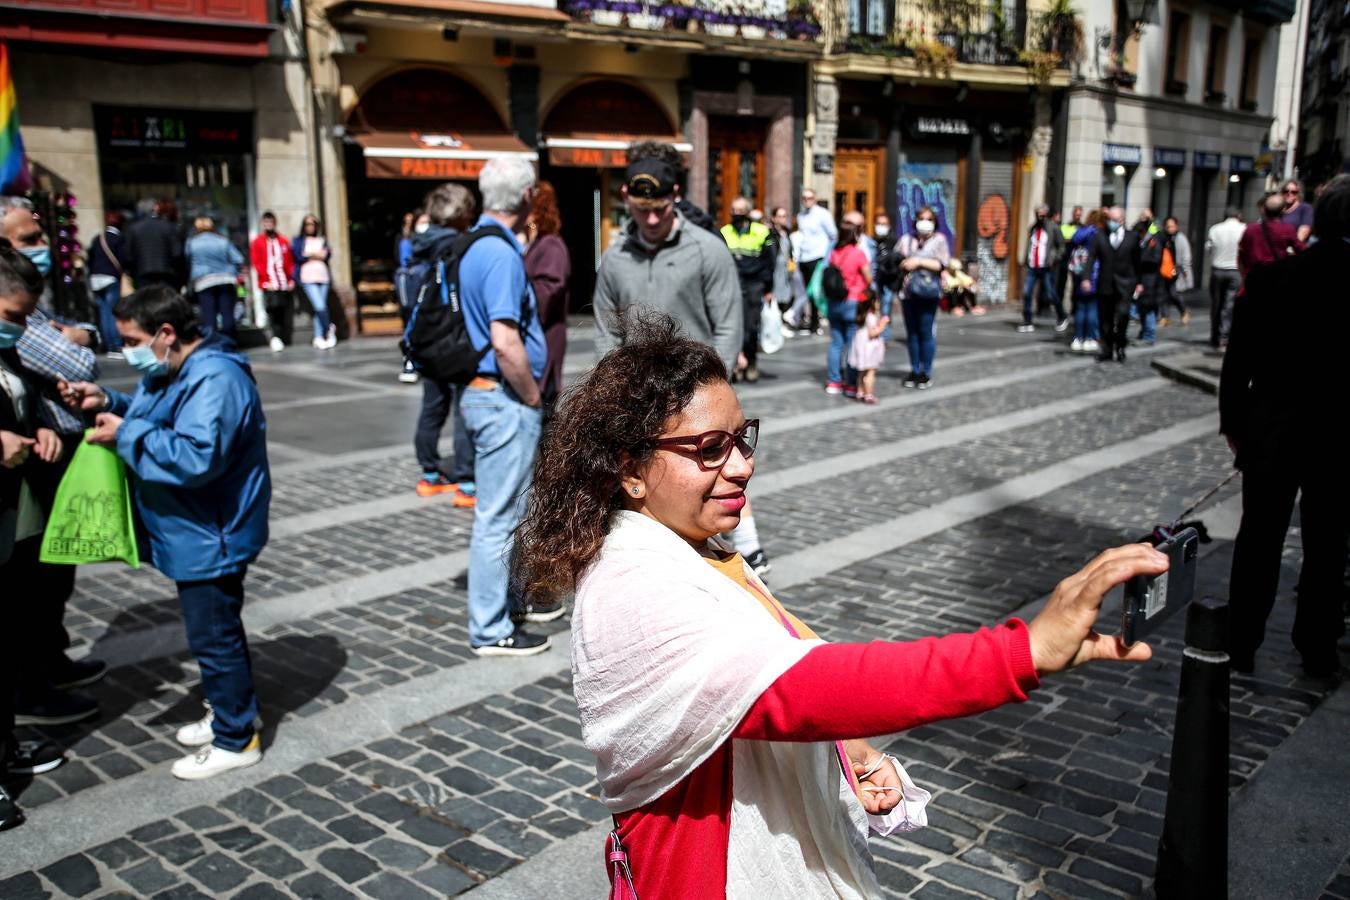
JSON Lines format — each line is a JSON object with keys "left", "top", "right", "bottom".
{"left": 807, "top": 260, "right": 828, "bottom": 317}
{"left": 39, "top": 432, "right": 140, "bottom": 567}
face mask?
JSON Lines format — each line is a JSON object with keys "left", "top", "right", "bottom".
{"left": 915, "top": 220, "right": 935, "bottom": 236}
{"left": 414, "top": 223, "right": 430, "bottom": 234}
{"left": 124, "top": 333, "right": 169, "bottom": 378}
{"left": 874, "top": 224, "right": 890, "bottom": 237}
{"left": 20, "top": 246, "right": 52, "bottom": 276}
{"left": 732, "top": 214, "right": 749, "bottom": 226}
{"left": 1108, "top": 220, "right": 1122, "bottom": 232}
{"left": 0, "top": 318, "right": 25, "bottom": 349}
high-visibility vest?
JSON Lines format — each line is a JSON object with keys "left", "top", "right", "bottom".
{"left": 720, "top": 221, "right": 771, "bottom": 259}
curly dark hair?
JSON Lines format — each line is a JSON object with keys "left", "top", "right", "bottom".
{"left": 515, "top": 315, "right": 727, "bottom": 600}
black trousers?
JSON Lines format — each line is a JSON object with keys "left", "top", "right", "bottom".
{"left": 1209, "top": 268, "right": 1241, "bottom": 347}
{"left": 1096, "top": 292, "right": 1130, "bottom": 354}
{"left": 0, "top": 536, "right": 71, "bottom": 759}
{"left": 741, "top": 285, "right": 762, "bottom": 368}
{"left": 1229, "top": 463, "right": 1350, "bottom": 660}
{"left": 264, "top": 289, "right": 294, "bottom": 346}
{"left": 196, "top": 284, "right": 237, "bottom": 337}
{"left": 414, "top": 380, "right": 475, "bottom": 481}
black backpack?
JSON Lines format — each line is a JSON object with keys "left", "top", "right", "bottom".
{"left": 400, "top": 225, "right": 522, "bottom": 385}
{"left": 821, "top": 263, "right": 849, "bottom": 302}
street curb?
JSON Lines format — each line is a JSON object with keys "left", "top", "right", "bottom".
{"left": 1151, "top": 353, "right": 1222, "bottom": 395}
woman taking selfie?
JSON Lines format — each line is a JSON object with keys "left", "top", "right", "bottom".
{"left": 515, "top": 318, "right": 1165, "bottom": 898}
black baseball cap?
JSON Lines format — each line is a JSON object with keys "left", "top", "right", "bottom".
{"left": 624, "top": 158, "right": 677, "bottom": 201}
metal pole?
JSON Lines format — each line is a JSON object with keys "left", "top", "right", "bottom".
{"left": 1155, "top": 595, "right": 1229, "bottom": 899}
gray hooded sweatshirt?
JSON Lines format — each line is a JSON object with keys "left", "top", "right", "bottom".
{"left": 593, "top": 213, "right": 743, "bottom": 373}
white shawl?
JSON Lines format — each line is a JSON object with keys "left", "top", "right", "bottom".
{"left": 572, "top": 511, "right": 884, "bottom": 897}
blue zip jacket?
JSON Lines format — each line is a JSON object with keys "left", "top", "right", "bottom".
{"left": 105, "top": 333, "right": 270, "bottom": 581}
{"left": 1069, "top": 224, "right": 1101, "bottom": 297}
{"left": 184, "top": 231, "right": 245, "bottom": 286}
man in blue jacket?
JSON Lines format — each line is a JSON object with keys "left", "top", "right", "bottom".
{"left": 60, "top": 286, "right": 270, "bottom": 780}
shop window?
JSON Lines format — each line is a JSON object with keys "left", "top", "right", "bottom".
{"left": 1150, "top": 167, "right": 1177, "bottom": 218}
{"left": 1164, "top": 11, "right": 1191, "bottom": 97}
{"left": 1239, "top": 36, "right": 1262, "bottom": 111}
{"left": 1102, "top": 163, "right": 1135, "bottom": 210}
{"left": 1204, "top": 25, "right": 1228, "bottom": 103}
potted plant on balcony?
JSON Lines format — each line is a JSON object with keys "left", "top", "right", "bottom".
{"left": 913, "top": 38, "right": 957, "bottom": 77}
{"left": 786, "top": 0, "right": 821, "bottom": 41}
{"left": 1033, "top": 0, "right": 1084, "bottom": 66}
{"left": 1019, "top": 49, "right": 1063, "bottom": 86}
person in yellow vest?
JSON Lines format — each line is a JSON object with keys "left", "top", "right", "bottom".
{"left": 720, "top": 197, "right": 776, "bottom": 384}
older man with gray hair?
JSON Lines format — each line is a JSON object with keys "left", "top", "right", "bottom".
{"left": 458, "top": 157, "right": 552, "bottom": 657}
{"left": 1017, "top": 202, "right": 1067, "bottom": 333}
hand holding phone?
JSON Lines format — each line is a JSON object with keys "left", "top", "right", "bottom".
{"left": 1120, "top": 527, "right": 1199, "bottom": 647}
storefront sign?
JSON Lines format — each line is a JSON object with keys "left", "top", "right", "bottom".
{"left": 915, "top": 117, "right": 970, "bottom": 137}
{"left": 94, "top": 106, "right": 252, "bottom": 156}
{"left": 549, "top": 146, "right": 630, "bottom": 168}
{"left": 1102, "top": 143, "right": 1143, "bottom": 165}
{"left": 1153, "top": 147, "right": 1186, "bottom": 168}
{"left": 1193, "top": 151, "right": 1222, "bottom": 171}
{"left": 367, "top": 157, "right": 486, "bottom": 180}
{"left": 1229, "top": 155, "right": 1256, "bottom": 173}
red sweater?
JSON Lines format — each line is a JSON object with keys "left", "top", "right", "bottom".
{"left": 250, "top": 233, "right": 295, "bottom": 291}
{"left": 611, "top": 621, "right": 1040, "bottom": 897}
{"left": 829, "top": 244, "right": 872, "bottom": 302}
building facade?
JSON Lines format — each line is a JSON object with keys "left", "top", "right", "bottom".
{"left": 1058, "top": 0, "right": 1297, "bottom": 281}
{"left": 1296, "top": 0, "right": 1350, "bottom": 185}
{"left": 2, "top": 0, "right": 317, "bottom": 290}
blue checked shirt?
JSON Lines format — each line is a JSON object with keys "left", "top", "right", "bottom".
{"left": 16, "top": 308, "right": 100, "bottom": 435}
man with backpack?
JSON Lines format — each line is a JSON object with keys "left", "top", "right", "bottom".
{"left": 399, "top": 184, "right": 477, "bottom": 506}
{"left": 455, "top": 158, "right": 550, "bottom": 655}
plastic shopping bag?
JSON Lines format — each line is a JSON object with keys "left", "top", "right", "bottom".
{"left": 759, "top": 299, "right": 784, "bottom": 354}
{"left": 807, "top": 260, "right": 828, "bottom": 317}
{"left": 39, "top": 433, "right": 140, "bottom": 567}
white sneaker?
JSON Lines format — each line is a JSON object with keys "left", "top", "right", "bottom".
{"left": 312, "top": 336, "right": 326, "bottom": 349}
{"left": 171, "top": 735, "right": 261, "bottom": 781}
{"left": 1082, "top": 339, "right": 1100, "bottom": 353}
{"left": 398, "top": 362, "right": 420, "bottom": 384}
{"left": 1016, "top": 324, "right": 1036, "bottom": 333}
{"left": 326, "top": 323, "right": 337, "bottom": 344}
{"left": 1055, "top": 318, "right": 1071, "bottom": 333}
{"left": 176, "top": 705, "right": 263, "bottom": 747}
{"left": 269, "top": 337, "right": 285, "bottom": 352}
{"left": 1070, "top": 338, "right": 1083, "bottom": 352}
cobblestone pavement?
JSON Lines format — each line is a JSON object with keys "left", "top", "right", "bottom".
{"left": 3, "top": 309, "right": 1346, "bottom": 899}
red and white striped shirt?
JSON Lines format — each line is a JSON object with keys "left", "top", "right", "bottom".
{"left": 1027, "top": 227, "right": 1049, "bottom": 269}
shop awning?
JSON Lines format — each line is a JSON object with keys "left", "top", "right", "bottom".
{"left": 329, "top": 0, "right": 569, "bottom": 24}
{"left": 541, "top": 133, "right": 691, "bottom": 168}
{"left": 355, "top": 131, "right": 537, "bottom": 179}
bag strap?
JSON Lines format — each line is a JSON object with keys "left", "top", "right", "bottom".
{"left": 98, "top": 231, "right": 123, "bottom": 276}
{"left": 606, "top": 828, "right": 639, "bottom": 900}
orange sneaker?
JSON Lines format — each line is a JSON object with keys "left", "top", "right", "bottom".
{"left": 452, "top": 488, "right": 477, "bottom": 508}
{"left": 416, "top": 476, "right": 458, "bottom": 497}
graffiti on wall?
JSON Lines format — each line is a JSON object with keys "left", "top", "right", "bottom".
{"left": 976, "top": 192, "right": 1011, "bottom": 301}
{"left": 896, "top": 163, "right": 955, "bottom": 245}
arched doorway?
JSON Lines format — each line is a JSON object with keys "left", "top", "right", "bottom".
{"left": 343, "top": 67, "right": 532, "bottom": 332}
{"left": 539, "top": 78, "right": 686, "bottom": 309}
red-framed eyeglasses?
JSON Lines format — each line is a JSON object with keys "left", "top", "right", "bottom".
{"left": 652, "top": 419, "right": 760, "bottom": 471}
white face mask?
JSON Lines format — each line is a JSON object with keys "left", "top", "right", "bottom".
{"left": 414, "top": 223, "right": 430, "bottom": 234}
{"left": 874, "top": 224, "right": 890, "bottom": 237}
{"left": 915, "top": 219, "right": 935, "bottom": 236}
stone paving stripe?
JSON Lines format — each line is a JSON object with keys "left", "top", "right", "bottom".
{"left": 1229, "top": 675, "right": 1350, "bottom": 898}
{"left": 263, "top": 387, "right": 410, "bottom": 413}
{"left": 269, "top": 438, "right": 454, "bottom": 477}
{"left": 751, "top": 376, "right": 1162, "bottom": 497}
{"left": 90, "top": 549, "right": 471, "bottom": 670}
{"left": 735, "top": 341, "right": 1054, "bottom": 400}
{"left": 459, "top": 821, "right": 609, "bottom": 899}
{"left": 267, "top": 491, "right": 459, "bottom": 541}
{"left": 250, "top": 361, "right": 407, "bottom": 394}
{"left": 765, "top": 344, "right": 1170, "bottom": 435}
{"left": 764, "top": 411, "right": 1218, "bottom": 590}
{"left": 1, "top": 637, "right": 573, "bottom": 879}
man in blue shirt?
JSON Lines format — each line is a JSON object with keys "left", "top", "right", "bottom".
{"left": 458, "top": 158, "right": 551, "bottom": 656}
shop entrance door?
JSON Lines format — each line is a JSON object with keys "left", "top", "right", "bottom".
{"left": 834, "top": 146, "right": 883, "bottom": 221}
{"left": 709, "top": 118, "right": 767, "bottom": 226}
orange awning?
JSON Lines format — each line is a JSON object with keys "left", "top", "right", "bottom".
{"left": 354, "top": 131, "right": 537, "bottom": 180}
{"left": 542, "top": 133, "right": 691, "bottom": 168}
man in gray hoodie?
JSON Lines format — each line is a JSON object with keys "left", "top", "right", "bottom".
{"left": 593, "top": 157, "right": 742, "bottom": 373}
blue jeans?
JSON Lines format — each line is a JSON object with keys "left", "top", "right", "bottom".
{"left": 460, "top": 384, "right": 543, "bottom": 646}
{"left": 901, "top": 295, "right": 940, "bottom": 376}
{"left": 1073, "top": 294, "right": 1100, "bottom": 340}
{"left": 826, "top": 300, "right": 858, "bottom": 386}
{"left": 94, "top": 282, "right": 122, "bottom": 350}
{"left": 178, "top": 569, "right": 257, "bottom": 752}
{"left": 197, "top": 283, "right": 237, "bottom": 338}
{"left": 1138, "top": 309, "right": 1157, "bottom": 344}
{"left": 301, "top": 282, "right": 331, "bottom": 339}
{"left": 1022, "top": 267, "right": 1064, "bottom": 325}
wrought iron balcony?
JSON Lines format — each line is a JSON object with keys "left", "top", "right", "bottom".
{"left": 559, "top": 1, "right": 824, "bottom": 41}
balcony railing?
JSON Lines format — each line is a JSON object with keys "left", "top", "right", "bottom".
{"left": 831, "top": 1, "right": 1071, "bottom": 70}
{"left": 559, "top": 1, "right": 824, "bottom": 41}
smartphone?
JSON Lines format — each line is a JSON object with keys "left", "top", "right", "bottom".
{"left": 1120, "top": 526, "right": 1199, "bottom": 647}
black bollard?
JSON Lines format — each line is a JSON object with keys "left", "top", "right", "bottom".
{"left": 1155, "top": 595, "right": 1229, "bottom": 899}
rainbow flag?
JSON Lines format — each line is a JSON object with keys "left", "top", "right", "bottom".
{"left": 1, "top": 41, "right": 32, "bottom": 195}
